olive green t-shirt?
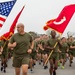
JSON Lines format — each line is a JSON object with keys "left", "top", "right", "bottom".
{"left": 47, "top": 38, "right": 59, "bottom": 52}
{"left": 32, "top": 41, "right": 37, "bottom": 52}
{"left": 59, "top": 42, "right": 69, "bottom": 52}
{"left": 41, "top": 39, "right": 45, "bottom": 47}
{"left": 72, "top": 41, "right": 75, "bottom": 49}
{"left": 9, "top": 32, "right": 32, "bottom": 57}
{"left": 72, "top": 41, "right": 75, "bottom": 56}
{"left": 67, "top": 41, "right": 73, "bottom": 50}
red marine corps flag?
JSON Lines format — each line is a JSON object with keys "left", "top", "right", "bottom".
{"left": 0, "top": 5, "right": 25, "bottom": 40}
{"left": 44, "top": 4, "right": 75, "bottom": 66}
{"left": 43, "top": 4, "right": 75, "bottom": 34}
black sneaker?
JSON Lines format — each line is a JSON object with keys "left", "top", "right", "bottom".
{"left": 39, "top": 62, "right": 41, "bottom": 65}
{"left": 1, "top": 67, "right": 3, "bottom": 71}
{"left": 53, "top": 70, "right": 56, "bottom": 75}
{"left": 3, "top": 69, "right": 6, "bottom": 73}
{"left": 33, "top": 63, "right": 36, "bottom": 66}
{"left": 30, "top": 69, "right": 33, "bottom": 73}
{"left": 44, "top": 65, "right": 48, "bottom": 69}
{"left": 41, "top": 59, "right": 43, "bottom": 62}
{"left": 32, "top": 63, "right": 36, "bottom": 67}
{"left": 69, "top": 64, "right": 71, "bottom": 67}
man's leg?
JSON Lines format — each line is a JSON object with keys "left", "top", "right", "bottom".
{"left": 29, "top": 58, "right": 33, "bottom": 72}
{"left": 22, "top": 64, "right": 28, "bottom": 75}
{"left": 15, "top": 68, "right": 20, "bottom": 75}
{"left": 49, "top": 59, "right": 53, "bottom": 75}
{"left": 69, "top": 54, "right": 73, "bottom": 67}
{"left": 53, "top": 59, "right": 58, "bottom": 75}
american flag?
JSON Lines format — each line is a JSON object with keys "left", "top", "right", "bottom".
{"left": 0, "top": 0, "right": 16, "bottom": 28}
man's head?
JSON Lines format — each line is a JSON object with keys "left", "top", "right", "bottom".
{"left": 17, "top": 23, "right": 24, "bottom": 34}
{"left": 50, "top": 30, "right": 56, "bottom": 38}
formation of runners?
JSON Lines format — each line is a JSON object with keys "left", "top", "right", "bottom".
{"left": 0, "top": 29, "right": 75, "bottom": 75}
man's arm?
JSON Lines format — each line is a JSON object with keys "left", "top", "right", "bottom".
{"left": 8, "top": 42, "right": 16, "bottom": 48}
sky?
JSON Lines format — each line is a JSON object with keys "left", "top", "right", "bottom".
{"left": 0, "top": 0, "right": 75, "bottom": 37}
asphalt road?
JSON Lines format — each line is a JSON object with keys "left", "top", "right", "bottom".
{"left": 0, "top": 58, "right": 75, "bottom": 75}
